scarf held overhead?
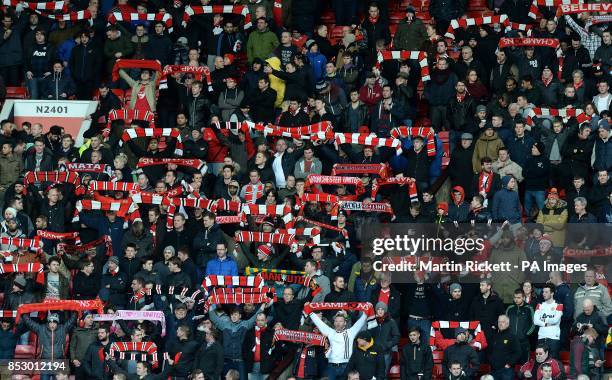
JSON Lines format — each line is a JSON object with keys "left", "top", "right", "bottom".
{"left": 16, "top": 298, "right": 104, "bottom": 323}
{"left": 94, "top": 310, "right": 166, "bottom": 336}
{"left": 0, "top": 263, "right": 45, "bottom": 284}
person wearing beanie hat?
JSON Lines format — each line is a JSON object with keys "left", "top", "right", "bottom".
{"left": 21, "top": 309, "right": 77, "bottom": 361}
{"left": 346, "top": 327, "right": 386, "bottom": 380}
{"left": 441, "top": 324, "right": 480, "bottom": 379}
{"left": 392, "top": 4, "right": 427, "bottom": 51}
{"left": 100, "top": 255, "right": 128, "bottom": 308}
{"left": 369, "top": 298, "right": 400, "bottom": 372}
{"left": 256, "top": 243, "right": 274, "bottom": 261}
{"left": 522, "top": 138, "right": 551, "bottom": 221}
{"left": 439, "top": 282, "right": 469, "bottom": 321}
{"left": 70, "top": 308, "right": 97, "bottom": 375}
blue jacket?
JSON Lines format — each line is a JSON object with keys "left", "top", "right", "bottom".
{"left": 79, "top": 213, "right": 126, "bottom": 257}
{"left": 492, "top": 176, "right": 522, "bottom": 223}
{"left": 205, "top": 256, "right": 239, "bottom": 277}
{"left": 553, "top": 282, "right": 574, "bottom": 322}
{"left": 208, "top": 304, "right": 258, "bottom": 359}
{"left": 57, "top": 38, "right": 76, "bottom": 76}
{"left": 306, "top": 51, "right": 327, "bottom": 82}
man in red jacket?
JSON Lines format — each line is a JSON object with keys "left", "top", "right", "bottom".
{"left": 519, "top": 344, "right": 566, "bottom": 380}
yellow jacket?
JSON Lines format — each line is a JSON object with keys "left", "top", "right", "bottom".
{"left": 265, "top": 56, "right": 285, "bottom": 108}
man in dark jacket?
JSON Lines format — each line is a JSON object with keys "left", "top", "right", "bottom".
{"left": 271, "top": 287, "right": 307, "bottom": 330}
{"left": 489, "top": 315, "right": 522, "bottom": 380}
{"left": 506, "top": 120, "right": 536, "bottom": 168}
{"left": 250, "top": 76, "right": 277, "bottom": 124}
{"left": 88, "top": 83, "right": 122, "bottom": 135}
{"left": 360, "top": 3, "right": 391, "bottom": 50}
{"left": 69, "top": 30, "right": 101, "bottom": 100}
{"left": 99, "top": 256, "right": 128, "bottom": 308}
{"left": 81, "top": 325, "right": 114, "bottom": 380}
{"left": 448, "top": 82, "right": 477, "bottom": 140}
{"left": 393, "top": 7, "right": 427, "bottom": 51}
{"left": 22, "top": 311, "right": 77, "bottom": 360}
{"left": 425, "top": 57, "right": 458, "bottom": 131}
{"left": 243, "top": 312, "right": 275, "bottom": 378}
{"left": 449, "top": 135, "right": 475, "bottom": 198}
{"left": 145, "top": 22, "right": 172, "bottom": 66}
{"left": 401, "top": 327, "right": 434, "bottom": 380}
{"left": 184, "top": 81, "right": 211, "bottom": 131}
{"left": 442, "top": 328, "right": 480, "bottom": 379}
{"left": 24, "top": 28, "right": 55, "bottom": 99}
{"left": 506, "top": 289, "right": 535, "bottom": 363}
{"left": 368, "top": 302, "right": 401, "bottom": 372}
{"left": 166, "top": 325, "right": 200, "bottom": 378}
{"left": 470, "top": 279, "right": 506, "bottom": 344}
{"left": 562, "top": 124, "right": 594, "bottom": 182}
{"left": 370, "top": 273, "right": 401, "bottom": 322}
{"left": 403, "top": 135, "right": 434, "bottom": 191}
{"left": 429, "top": 0, "right": 464, "bottom": 34}
{"left": 192, "top": 212, "right": 225, "bottom": 274}
{"left": 346, "top": 330, "right": 386, "bottom": 380}
{"left": 0, "top": 318, "right": 27, "bottom": 360}
{"left": 194, "top": 327, "right": 224, "bottom": 380}
{"left": 523, "top": 142, "right": 551, "bottom": 220}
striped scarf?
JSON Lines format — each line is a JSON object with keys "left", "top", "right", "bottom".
{"left": 88, "top": 181, "right": 140, "bottom": 194}
{"left": 390, "top": 126, "right": 436, "bottom": 156}
{"left": 445, "top": 14, "right": 531, "bottom": 39}
{"left": 333, "top": 133, "right": 402, "bottom": 154}
{"left": 16, "top": 298, "right": 104, "bottom": 323}
{"left": 240, "top": 204, "right": 295, "bottom": 228}
{"left": 137, "top": 157, "right": 206, "bottom": 173}
{"left": 376, "top": 51, "right": 430, "bottom": 81}
{"left": 204, "top": 287, "right": 276, "bottom": 312}
{"left": 272, "top": 0, "right": 282, "bottom": 25}
{"left": 303, "top": 302, "right": 375, "bottom": 318}
{"left": 430, "top": 321, "right": 486, "bottom": 351}
{"left": 120, "top": 128, "right": 184, "bottom": 156}
{"left": 254, "top": 122, "right": 333, "bottom": 139}
{"left": 235, "top": 231, "right": 298, "bottom": 248}
{"left": 528, "top": 0, "right": 575, "bottom": 19}
{"left": 203, "top": 275, "right": 264, "bottom": 289}
{"left": 23, "top": 171, "right": 81, "bottom": 190}
{"left": 95, "top": 311, "right": 166, "bottom": 337}
{"left": 74, "top": 199, "right": 140, "bottom": 221}
{"left": 107, "top": 12, "right": 173, "bottom": 33}
{"left": 0, "top": 310, "right": 17, "bottom": 318}
{"left": 525, "top": 107, "right": 590, "bottom": 126}
{"left": 164, "top": 197, "right": 215, "bottom": 230}
{"left": 64, "top": 162, "right": 112, "bottom": 175}
{"left": 35, "top": 9, "right": 92, "bottom": 21}
{"left": 1, "top": 0, "right": 66, "bottom": 11}
{"left": 215, "top": 199, "right": 243, "bottom": 213}
{"left": 299, "top": 217, "right": 349, "bottom": 239}
{"left": 161, "top": 65, "right": 213, "bottom": 91}
{"left": 243, "top": 183, "right": 264, "bottom": 204}
{"left": 0, "top": 263, "right": 45, "bottom": 284}
{"left": 108, "top": 342, "right": 159, "bottom": 368}
{"left": 301, "top": 192, "right": 340, "bottom": 203}
{"left": 331, "top": 163, "right": 390, "bottom": 178}
{"left": 371, "top": 177, "right": 418, "bottom": 201}
{"left": 216, "top": 215, "right": 242, "bottom": 224}
{"left": 245, "top": 267, "right": 320, "bottom": 291}
{"left": 182, "top": 5, "right": 252, "bottom": 29}
{"left": 211, "top": 121, "right": 253, "bottom": 134}
{"left": 104, "top": 108, "right": 155, "bottom": 137}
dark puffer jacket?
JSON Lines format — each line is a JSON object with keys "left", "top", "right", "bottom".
{"left": 22, "top": 313, "right": 77, "bottom": 359}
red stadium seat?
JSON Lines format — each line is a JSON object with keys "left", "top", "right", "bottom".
{"left": 388, "top": 364, "right": 400, "bottom": 379}
{"left": 390, "top": 11, "right": 405, "bottom": 24}
{"left": 560, "top": 351, "right": 570, "bottom": 364}
{"left": 14, "top": 344, "right": 36, "bottom": 358}
{"left": 320, "top": 10, "right": 335, "bottom": 23}
{"left": 390, "top": 24, "right": 399, "bottom": 38}
{"left": 112, "top": 88, "right": 125, "bottom": 99}
{"left": 467, "top": 0, "right": 487, "bottom": 11}
{"left": 6, "top": 86, "right": 28, "bottom": 99}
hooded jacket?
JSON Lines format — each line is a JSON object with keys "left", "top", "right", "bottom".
{"left": 22, "top": 313, "right": 77, "bottom": 359}
{"left": 70, "top": 325, "right": 98, "bottom": 361}
{"left": 448, "top": 186, "right": 470, "bottom": 222}
{"left": 472, "top": 131, "right": 505, "bottom": 173}
{"left": 492, "top": 176, "right": 522, "bottom": 223}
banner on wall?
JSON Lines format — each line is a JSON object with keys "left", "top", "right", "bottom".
{"left": 0, "top": 100, "right": 98, "bottom": 146}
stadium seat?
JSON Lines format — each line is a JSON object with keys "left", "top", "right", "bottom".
{"left": 388, "top": 364, "right": 400, "bottom": 379}
{"left": 330, "top": 26, "right": 344, "bottom": 41}
{"left": 390, "top": 24, "right": 399, "bottom": 38}
{"left": 6, "top": 86, "right": 28, "bottom": 99}
{"left": 390, "top": 11, "right": 405, "bottom": 24}
{"left": 560, "top": 351, "right": 570, "bottom": 364}
{"left": 320, "top": 10, "right": 335, "bottom": 23}
{"left": 467, "top": 0, "right": 487, "bottom": 11}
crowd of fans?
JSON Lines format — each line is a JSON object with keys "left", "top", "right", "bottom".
{"left": 0, "top": 0, "right": 609, "bottom": 379}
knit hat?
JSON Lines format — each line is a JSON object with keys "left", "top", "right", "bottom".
{"left": 305, "top": 39, "right": 316, "bottom": 50}
{"left": 455, "top": 327, "right": 467, "bottom": 337}
{"left": 13, "top": 275, "right": 26, "bottom": 290}
{"left": 598, "top": 119, "right": 610, "bottom": 132}
{"left": 257, "top": 243, "right": 274, "bottom": 258}
{"left": 4, "top": 207, "right": 17, "bottom": 219}
{"left": 375, "top": 302, "right": 388, "bottom": 312}
{"left": 229, "top": 180, "right": 240, "bottom": 188}
{"left": 356, "top": 330, "right": 372, "bottom": 341}
{"left": 47, "top": 313, "right": 60, "bottom": 323}
{"left": 476, "top": 105, "right": 487, "bottom": 114}
{"left": 449, "top": 283, "right": 462, "bottom": 293}
{"left": 533, "top": 141, "right": 545, "bottom": 155}
{"left": 460, "top": 133, "right": 473, "bottom": 140}
{"left": 107, "top": 256, "right": 120, "bottom": 266}
{"left": 163, "top": 246, "right": 176, "bottom": 255}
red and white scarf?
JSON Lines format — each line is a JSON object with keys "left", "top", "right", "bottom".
{"left": 430, "top": 321, "right": 487, "bottom": 351}
{"left": 242, "top": 183, "right": 265, "bottom": 204}
{"left": 525, "top": 107, "right": 590, "bottom": 126}
{"left": 303, "top": 302, "right": 375, "bottom": 319}
{"left": 273, "top": 328, "right": 326, "bottom": 346}
{"left": 560, "top": 2, "right": 612, "bottom": 13}
{"left": 0, "top": 263, "right": 45, "bottom": 284}
{"left": 64, "top": 162, "right": 112, "bottom": 176}
{"left": 203, "top": 275, "right": 264, "bottom": 289}
{"left": 255, "top": 122, "right": 333, "bottom": 139}
{"left": 1, "top": 0, "right": 66, "bottom": 11}
{"left": 235, "top": 231, "right": 298, "bottom": 250}
{"left": 478, "top": 171, "right": 493, "bottom": 196}
{"left": 35, "top": 9, "right": 92, "bottom": 21}
{"left": 301, "top": 192, "right": 340, "bottom": 204}
{"left": 333, "top": 133, "right": 402, "bottom": 154}
{"left": 305, "top": 174, "right": 365, "bottom": 195}
{"left": 88, "top": 181, "right": 139, "bottom": 194}
{"left": 205, "top": 287, "right": 276, "bottom": 310}
{"left": 161, "top": 65, "right": 213, "bottom": 91}
{"left": 376, "top": 51, "right": 430, "bottom": 81}
{"left": 390, "top": 126, "right": 436, "bottom": 156}
{"left": 108, "top": 342, "right": 159, "bottom": 368}
{"left": 104, "top": 108, "right": 155, "bottom": 137}
{"left": 182, "top": 5, "right": 252, "bottom": 29}
{"left": 23, "top": 171, "right": 81, "bottom": 192}
{"left": 371, "top": 177, "right": 418, "bottom": 201}
{"left": 241, "top": 204, "right": 295, "bottom": 228}
{"left": 57, "top": 235, "right": 113, "bottom": 257}
{"left": 498, "top": 37, "right": 560, "bottom": 49}
{"left": 445, "top": 15, "right": 532, "bottom": 39}
{"left": 137, "top": 157, "right": 206, "bottom": 173}
{"left": 74, "top": 199, "right": 140, "bottom": 221}
{"left": 339, "top": 201, "right": 394, "bottom": 214}
{"left": 120, "top": 128, "right": 183, "bottom": 156}
{"left": 272, "top": 0, "right": 282, "bottom": 25}
{"left": 107, "top": 12, "right": 173, "bottom": 33}
{"left": 37, "top": 230, "right": 80, "bottom": 245}
{"left": 331, "top": 163, "right": 389, "bottom": 178}
{"left": 111, "top": 59, "right": 162, "bottom": 83}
